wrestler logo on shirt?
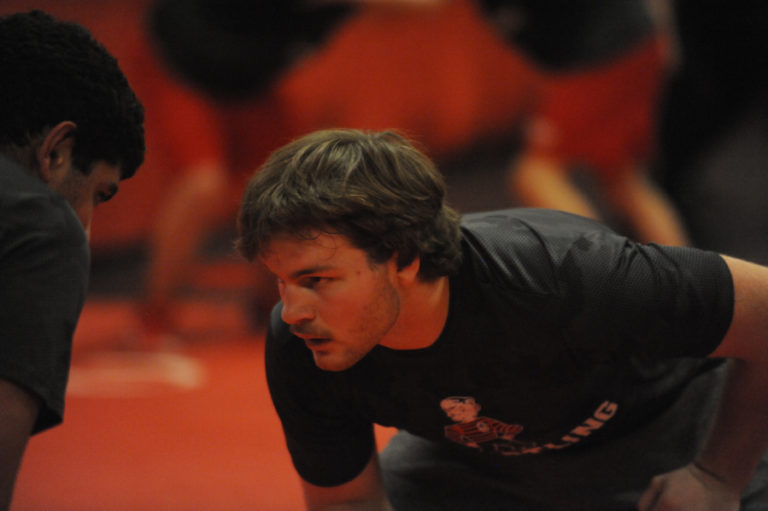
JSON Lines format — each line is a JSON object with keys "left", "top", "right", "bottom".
{"left": 440, "top": 396, "right": 618, "bottom": 456}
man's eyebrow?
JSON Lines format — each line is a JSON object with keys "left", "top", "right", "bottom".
{"left": 289, "top": 265, "right": 335, "bottom": 280}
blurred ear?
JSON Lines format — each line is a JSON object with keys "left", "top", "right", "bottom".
{"left": 35, "top": 121, "right": 77, "bottom": 182}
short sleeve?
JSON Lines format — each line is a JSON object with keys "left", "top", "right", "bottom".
{"left": 557, "top": 236, "right": 734, "bottom": 362}
{"left": 0, "top": 194, "right": 89, "bottom": 433}
{"left": 460, "top": 209, "right": 734, "bottom": 364}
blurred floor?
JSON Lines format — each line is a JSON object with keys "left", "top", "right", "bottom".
{"left": 12, "top": 291, "right": 396, "bottom": 511}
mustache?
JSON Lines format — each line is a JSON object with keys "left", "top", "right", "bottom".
{"left": 290, "top": 324, "right": 331, "bottom": 338}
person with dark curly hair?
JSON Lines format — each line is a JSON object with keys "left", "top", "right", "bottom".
{"left": 0, "top": 10, "right": 145, "bottom": 508}
{"left": 237, "top": 129, "right": 768, "bottom": 511}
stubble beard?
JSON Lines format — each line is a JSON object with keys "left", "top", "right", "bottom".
{"left": 314, "top": 277, "right": 401, "bottom": 372}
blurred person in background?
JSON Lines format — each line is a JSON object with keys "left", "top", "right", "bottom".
{"left": 0, "top": 10, "right": 144, "bottom": 508}
{"left": 262, "top": 0, "right": 690, "bottom": 247}
{"left": 475, "top": 0, "right": 690, "bottom": 246}
{"left": 131, "top": 0, "right": 356, "bottom": 348}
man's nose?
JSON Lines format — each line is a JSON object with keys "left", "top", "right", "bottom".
{"left": 280, "top": 285, "right": 315, "bottom": 325}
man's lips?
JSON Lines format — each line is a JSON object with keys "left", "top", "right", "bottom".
{"left": 303, "top": 338, "right": 331, "bottom": 349}
{"left": 297, "top": 336, "right": 332, "bottom": 351}
{"left": 291, "top": 328, "right": 331, "bottom": 347}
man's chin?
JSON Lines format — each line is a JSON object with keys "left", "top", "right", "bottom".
{"left": 311, "top": 351, "right": 357, "bottom": 372}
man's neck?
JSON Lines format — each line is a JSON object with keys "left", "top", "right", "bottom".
{"left": 380, "top": 275, "right": 450, "bottom": 351}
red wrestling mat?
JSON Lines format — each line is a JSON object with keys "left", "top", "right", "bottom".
{"left": 11, "top": 299, "right": 396, "bottom": 511}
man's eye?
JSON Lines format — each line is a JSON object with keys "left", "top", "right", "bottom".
{"left": 96, "top": 185, "right": 118, "bottom": 204}
{"left": 96, "top": 191, "right": 113, "bottom": 204}
{"left": 302, "top": 277, "right": 327, "bottom": 288}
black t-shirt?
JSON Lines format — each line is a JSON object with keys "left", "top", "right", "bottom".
{"left": 266, "top": 209, "right": 733, "bottom": 487}
{"left": 0, "top": 155, "right": 89, "bottom": 433}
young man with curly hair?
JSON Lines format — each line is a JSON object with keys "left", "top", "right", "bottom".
{"left": 0, "top": 10, "right": 145, "bottom": 508}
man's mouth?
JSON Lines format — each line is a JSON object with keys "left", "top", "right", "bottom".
{"left": 303, "top": 337, "right": 331, "bottom": 350}
{"left": 291, "top": 328, "right": 332, "bottom": 348}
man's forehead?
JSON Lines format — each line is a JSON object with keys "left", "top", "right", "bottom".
{"left": 259, "top": 232, "right": 358, "bottom": 270}
{"left": 262, "top": 231, "right": 349, "bottom": 255}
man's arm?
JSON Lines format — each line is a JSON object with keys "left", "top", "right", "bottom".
{"left": 638, "top": 255, "right": 768, "bottom": 510}
{"left": 301, "top": 449, "right": 394, "bottom": 511}
{"left": 0, "top": 379, "right": 39, "bottom": 511}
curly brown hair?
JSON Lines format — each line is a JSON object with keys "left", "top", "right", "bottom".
{"left": 236, "top": 129, "right": 462, "bottom": 281}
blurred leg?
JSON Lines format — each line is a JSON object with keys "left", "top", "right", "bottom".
{"left": 508, "top": 152, "right": 600, "bottom": 220}
{"left": 601, "top": 166, "right": 690, "bottom": 246}
{"left": 139, "top": 162, "right": 230, "bottom": 347}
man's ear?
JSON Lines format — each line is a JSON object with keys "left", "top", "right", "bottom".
{"left": 35, "top": 121, "right": 77, "bottom": 183}
{"left": 396, "top": 255, "right": 421, "bottom": 285}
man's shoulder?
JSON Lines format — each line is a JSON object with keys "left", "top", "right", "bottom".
{"left": 0, "top": 156, "right": 86, "bottom": 250}
{"left": 461, "top": 208, "right": 608, "bottom": 235}
{"left": 454, "top": 209, "right": 633, "bottom": 306}
{"left": 1, "top": 155, "right": 47, "bottom": 198}
{"left": 460, "top": 208, "right": 616, "bottom": 264}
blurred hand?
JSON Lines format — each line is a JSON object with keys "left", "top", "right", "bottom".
{"left": 637, "top": 463, "right": 740, "bottom": 511}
